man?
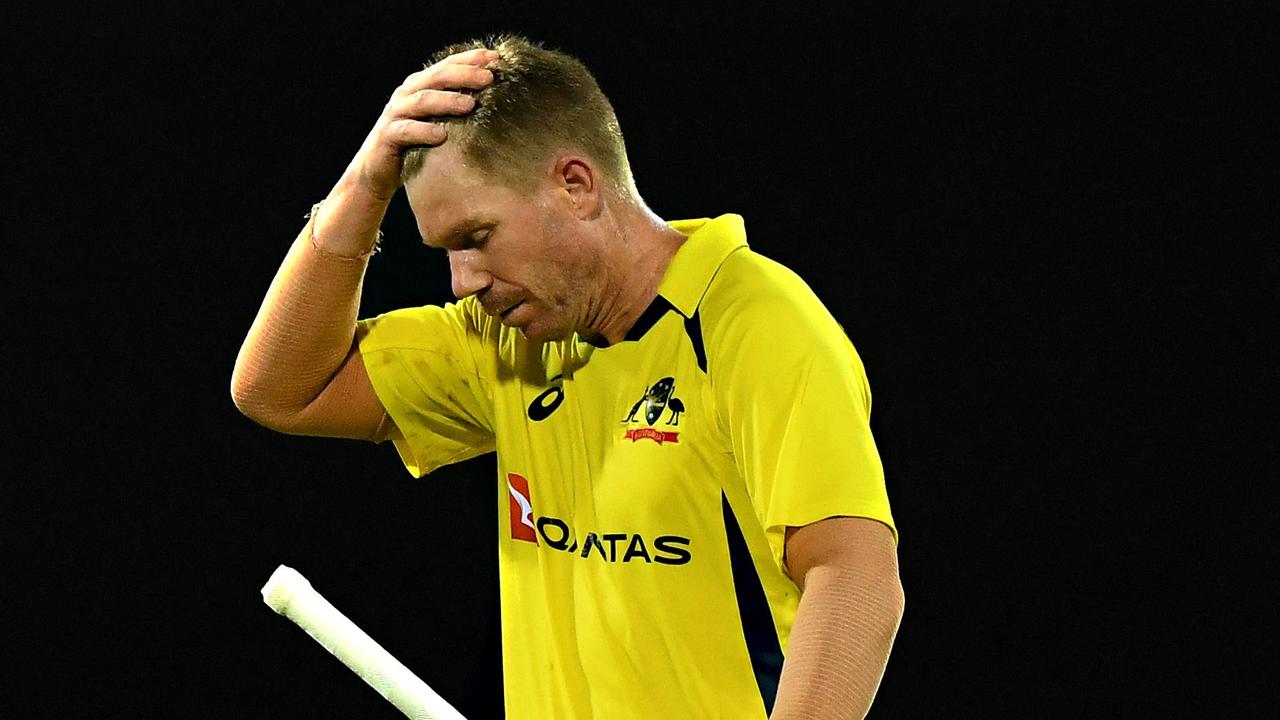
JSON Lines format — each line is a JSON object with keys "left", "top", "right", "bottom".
{"left": 233, "top": 35, "right": 902, "bottom": 719}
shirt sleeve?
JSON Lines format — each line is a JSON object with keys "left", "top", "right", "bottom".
{"left": 356, "top": 296, "right": 496, "bottom": 477}
{"left": 707, "top": 253, "right": 897, "bottom": 570}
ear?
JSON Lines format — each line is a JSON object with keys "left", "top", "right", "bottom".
{"left": 552, "top": 155, "right": 601, "bottom": 220}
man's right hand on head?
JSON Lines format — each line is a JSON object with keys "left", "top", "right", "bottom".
{"left": 348, "top": 48, "right": 498, "bottom": 203}
{"left": 232, "top": 49, "right": 498, "bottom": 442}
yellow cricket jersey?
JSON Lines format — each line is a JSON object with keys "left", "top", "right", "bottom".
{"left": 356, "top": 214, "right": 896, "bottom": 719}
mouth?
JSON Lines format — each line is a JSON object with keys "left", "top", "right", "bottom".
{"left": 498, "top": 301, "right": 523, "bottom": 319}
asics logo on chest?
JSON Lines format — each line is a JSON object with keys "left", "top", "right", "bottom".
{"left": 526, "top": 374, "right": 565, "bottom": 421}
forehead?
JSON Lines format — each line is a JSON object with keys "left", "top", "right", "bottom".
{"left": 404, "top": 145, "right": 536, "bottom": 247}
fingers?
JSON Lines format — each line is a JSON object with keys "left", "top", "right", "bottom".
{"left": 381, "top": 118, "right": 448, "bottom": 148}
{"left": 398, "top": 62, "right": 494, "bottom": 97}
{"left": 385, "top": 88, "right": 475, "bottom": 123}
{"left": 442, "top": 47, "right": 501, "bottom": 67}
{"left": 427, "top": 61, "right": 495, "bottom": 91}
{"left": 345, "top": 49, "right": 498, "bottom": 199}
{"left": 369, "top": 48, "right": 499, "bottom": 163}
{"left": 385, "top": 49, "right": 498, "bottom": 138}
{"left": 393, "top": 49, "right": 499, "bottom": 100}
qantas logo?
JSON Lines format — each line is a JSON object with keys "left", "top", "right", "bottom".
{"left": 505, "top": 473, "right": 691, "bottom": 565}
{"left": 621, "top": 376, "right": 684, "bottom": 444}
{"left": 507, "top": 473, "right": 538, "bottom": 543}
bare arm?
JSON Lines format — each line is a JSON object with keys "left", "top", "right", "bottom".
{"left": 230, "top": 49, "right": 498, "bottom": 439}
{"left": 771, "top": 517, "right": 904, "bottom": 719}
{"left": 229, "top": 194, "right": 388, "bottom": 439}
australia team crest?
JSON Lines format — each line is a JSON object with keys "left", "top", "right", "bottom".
{"left": 622, "top": 376, "right": 684, "bottom": 444}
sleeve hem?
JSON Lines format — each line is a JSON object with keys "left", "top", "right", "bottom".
{"left": 765, "top": 506, "right": 899, "bottom": 575}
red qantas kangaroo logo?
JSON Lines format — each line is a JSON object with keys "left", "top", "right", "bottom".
{"left": 507, "top": 473, "right": 538, "bottom": 544}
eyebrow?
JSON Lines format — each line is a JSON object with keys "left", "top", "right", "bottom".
{"left": 423, "top": 218, "right": 494, "bottom": 249}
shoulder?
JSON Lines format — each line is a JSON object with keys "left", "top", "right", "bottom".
{"left": 357, "top": 297, "right": 560, "bottom": 383}
{"left": 699, "top": 248, "right": 853, "bottom": 359}
{"left": 358, "top": 295, "right": 498, "bottom": 354}
{"left": 697, "top": 248, "right": 874, "bottom": 417}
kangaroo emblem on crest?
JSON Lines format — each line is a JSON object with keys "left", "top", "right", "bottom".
{"left": 623, "top": 376, "right": 684, "bottom": 427}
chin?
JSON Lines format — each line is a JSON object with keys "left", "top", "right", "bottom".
{"left": 520, "top": 327, "right": 572, "bottom": 344}
{"left": 518, "top": 316, "right": 575, "bottom": 344}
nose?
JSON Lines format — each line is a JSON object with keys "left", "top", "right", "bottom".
{"left": 448, "top": 249, "right": 493, "bottom": 299}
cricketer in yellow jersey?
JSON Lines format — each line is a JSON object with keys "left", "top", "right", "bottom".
{"left": 233, "top": 34, "right": 903, "bottom": 720}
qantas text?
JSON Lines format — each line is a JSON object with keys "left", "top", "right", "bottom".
{"left": 532, "top": 516, "right": 692, "bottom": 565}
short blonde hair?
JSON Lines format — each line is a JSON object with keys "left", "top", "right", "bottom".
{"left": 402, "top": 34, "right": 636, "bottom": 198}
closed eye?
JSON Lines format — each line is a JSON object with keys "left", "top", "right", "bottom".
{"left": 463, "top": 229, "right": 491, "bottom": 249}
{"left": 421, "top": 224, "right": 493, "bottom": 251}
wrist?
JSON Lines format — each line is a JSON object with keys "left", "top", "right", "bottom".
{"left": 309, "top": 180, "right": 392, "bottom": 258}
{"left": 306, "top": 202, "right": 383, "bottom": 260}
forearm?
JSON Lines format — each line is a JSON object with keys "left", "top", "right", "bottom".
{"left": 771, "top": 560, "right": 904, "bottom": 719}
{"left": 230, "top": 179, "right": 388, "bottom": 428}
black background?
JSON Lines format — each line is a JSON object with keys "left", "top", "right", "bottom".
{"left": 4, "top": 2, "right": 1272, "bottom": 718}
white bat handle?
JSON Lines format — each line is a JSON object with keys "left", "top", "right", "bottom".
{"left": 261, "top": 565, "right": 468, "bottom": 720}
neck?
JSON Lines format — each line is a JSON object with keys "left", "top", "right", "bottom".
{"left": 580, "top": 202, "right": 686, "bottom": 346}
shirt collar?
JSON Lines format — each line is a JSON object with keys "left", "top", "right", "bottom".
{"left": 658, "top": 214, "right": 748, "bottom": 318}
